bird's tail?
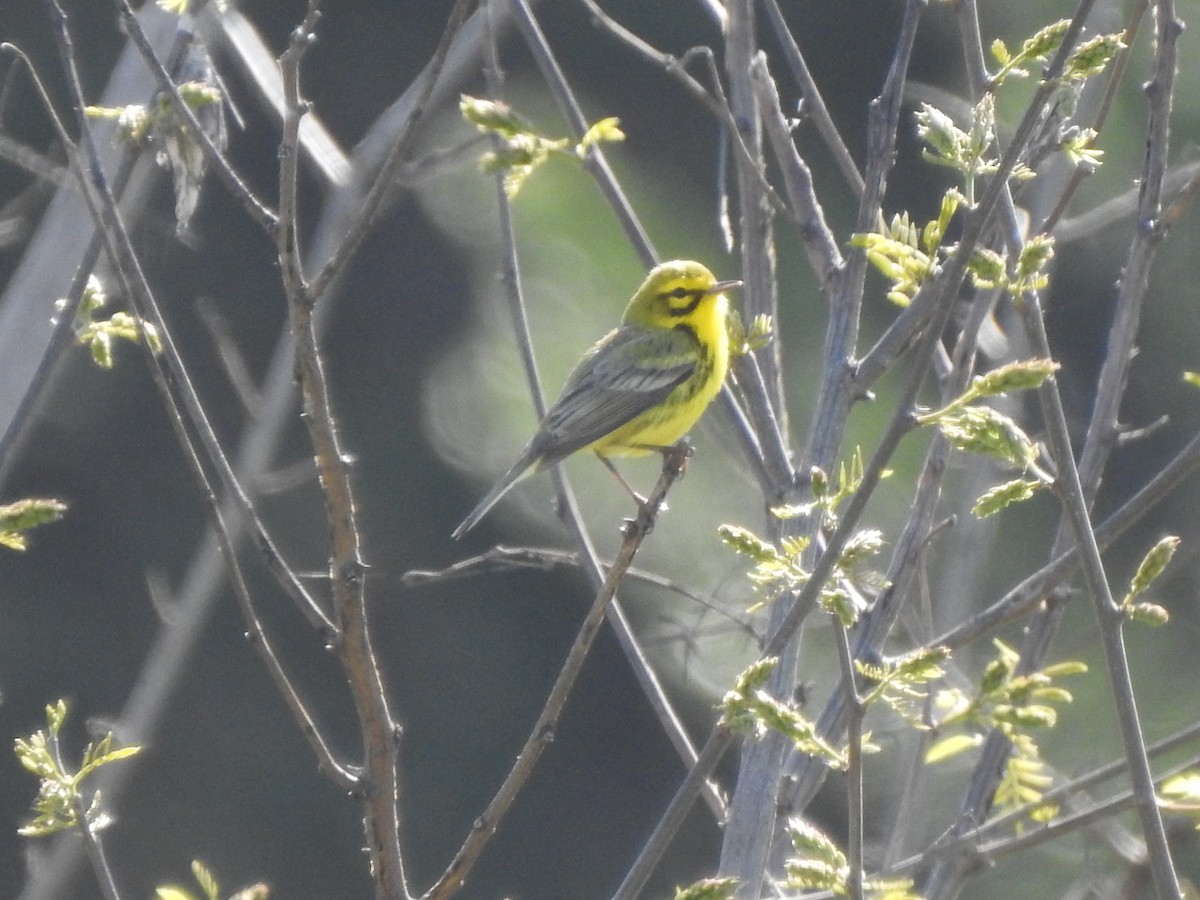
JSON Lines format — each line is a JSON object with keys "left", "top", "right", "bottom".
{"left": 450, "top": 454, "right": 537, "bottom": 540}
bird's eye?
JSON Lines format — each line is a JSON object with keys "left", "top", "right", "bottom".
{"left": 670, "top": 287, "right": 689, "bottom": 298}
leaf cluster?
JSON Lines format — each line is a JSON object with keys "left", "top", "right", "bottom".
{"left": 460, "top": 94, "right": 624, "bottom": 197}
{"left": 0, "top": 497, "right": 66, "bottom": 550}
{"left": 14, "top": 701, "right": 140, "bottom": 838}
{"left": 856, "top": 646, "right": 949, "bottom": 726}
{"left": 916, "top": 358, "right": 1059, "bottom": 517}
{"left": 1118, "top": 535, "right": 1178, "bottom": 626}
{"left": 925, "top": 641, "right": 1086, "bottom": 824}
{"left": 783, "top": 819, "right": 921, "bottom": 899}
{"left": 987, "top": 19, "right": 1123, "bottom": 88}
{"left": 719, "top": 658, "right": 846, "bottom": 769}
{"left": 86, "top": 80, "right": 222, "bottom": 147}
{"left": 56, "top": 274, "right": 163, "bottom": 369}
{"left": 156, "top": 860, "right": 269, "bottom": 900}
{"left": 853, "top": 191, "right": 962, "bottom": 307}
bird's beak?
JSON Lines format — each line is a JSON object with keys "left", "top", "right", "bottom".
{"left": 708, "top": 279, "right": 742, "bottom": 294}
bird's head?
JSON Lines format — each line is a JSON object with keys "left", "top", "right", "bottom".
{"left": 621, "top": 259, "right": 741, "bottom": 329}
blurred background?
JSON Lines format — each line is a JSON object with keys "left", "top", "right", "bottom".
{"left": 1, "top": 1, "right": 1199, "bottom": 898}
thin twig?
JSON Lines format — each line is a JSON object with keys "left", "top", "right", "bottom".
{"left": 40, "top": 0, "right": 358, "bottom": 794}
{"left": 921, "top": 2, "right": 1184, "bottom": 895}
{"left": 1037, "top": 0, "right": 1149, "bottom": 235}
{"left": 401, "top": 545, "right": 759, "bottom": 641}
{"left": 804, "top": 0, "right": 923, "bottom": 475}
{"left": 1053, "top": 159, "right": 1200, "bottom": 244}
{"left": 1018, "top": 291, "right": 1180, "bottom": 898}
{"left": 308, "top": 0, "right": 473, "bottom": 301}
{"left": 1, "top": 37, "right": 332, "bottom": 636}
{"left": 614, "top": 718, "right": 739, "bottom": 898}
{"left": 576, "top": 0, "right": 798, "bottom": 230}
{"left": 423, "top": 444, "right": 694, "bottom": 900}
{"left": 957, "top": 725, "right": 1200, "bottom": 860}
{"left": 931, "top": 427, "right": 1200, "bottom": 651}
{"left": 716, "top": 2, "right": 796, "bottom": 889}
{"left": 500, "top": 0, "right": 727, "bottom": 817}
{"left": 115, "top": 0, "right": 277, "bottom": 232}
{"left": 276, "top": 4, "right": 412, "bottom": 894}
{"left": 53, "top": 750, "right": 122, "bottom": 900}
{"left": 720, "top": 3, "right": 925, "bottom": 892}
{"left": 752, "top": 55, "right": 845, "bottom": 291}
{"left": 513, "top": 0, "right": 655, "bottom": 266}
{"left": 759, "top": 0, "right": 864, "bottom": 198}
{"left": 0, "top": 130, "right": 71, "bottom": 186}
{"left": 835, "top": 623, "right": 865, "bottom": 900}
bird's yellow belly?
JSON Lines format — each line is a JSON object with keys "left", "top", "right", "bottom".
{"left": 589, "top": 364, "right": 725, "bottom": 458}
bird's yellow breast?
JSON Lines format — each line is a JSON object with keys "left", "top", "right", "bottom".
{"left": 591, "top": 290, "right": 728, "bottom": 457}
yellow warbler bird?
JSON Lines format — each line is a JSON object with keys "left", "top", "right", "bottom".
{"left": 452, "top": 259, "right": 740, "bottom": 539}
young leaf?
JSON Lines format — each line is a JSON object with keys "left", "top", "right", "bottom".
{"left": 934, "top": 406, "right": 1039, "bottom": 469}
{"left": 576, "top": 116, "right": 625, "bottom": 154}
{"left": 673, "top": 878, "right": 739, "bottom": 900}
{"left": 970, "top": 358, "right": 1059, "bottom": 400}
{"left": 1126, "top": 535, "right": 1180, "bottom": 601}
{"left": 925, "top": 733, "right": 983, "bottom": 764}
{"left": 973, "top": 478, "right": 1046, "bottom": 518}
{"left": 1065, "top": 33, "right": 1125, "bottom": 80}
{"left": 717, "top": 524, "right": 781, "bottom": 565}
{"left": 0, "top": 498, "right": 67, "bottom": 550}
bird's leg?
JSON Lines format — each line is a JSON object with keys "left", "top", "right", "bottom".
{"left": 597, "top": 454, "right": 650, "bottom": 508}
{"left": 597, "top": 439, "right": 695, "bottom": 527}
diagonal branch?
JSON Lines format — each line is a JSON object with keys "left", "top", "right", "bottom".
{"left": 423, "top": 443, "right": 693, "bottom": 900}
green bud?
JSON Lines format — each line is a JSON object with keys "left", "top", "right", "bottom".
{"left": 460, "top": 94, "right": 529, "bottom": 137}
{"left": 1021, "top": 19, "right": 1071, "bottom": 62}
{"left": 1128, "top": 535, "right": 1180, "bottom": 599}
{"left": 718, "top": 524, "right": 780, "bottom": 564}
{"left": 973, "top": 478, "right": 1045, "bottom": 518}
{"left": 1065, "top": 33, "right": 1125, "bottom": 80}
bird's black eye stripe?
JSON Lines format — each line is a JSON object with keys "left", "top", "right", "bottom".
{"left": 664, "top": 288, "right": 704, "bottom": 316}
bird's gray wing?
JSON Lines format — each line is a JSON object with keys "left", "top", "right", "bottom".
{"left": 532, "top": 326, "right": 699, "bottom": 464}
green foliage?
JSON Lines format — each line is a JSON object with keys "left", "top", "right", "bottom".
{"left": 460, "top": 94, "right": 624, "bottom": 197}
{"left": 857, "top": 184, "right": 1057, "bottom": 306}
{"left": 719, "top": 658, "right": 847, "bottom": 768}
{"left": 0, "top": 497, "right": 67, "bottom": 550}
{"left": 1064, "top": 33, "right": 1125, "bottom": 81}
{"left": 930, "top": 405, "right": 1039, "bottom": 469}
{"left": 994, "top": 733, "right": 1058, "bottom": 824}
{"left": 156, "top": 860, "right": 270, "bottom": 900}
{"left": 727, "top": 310, "right": 774, "bottom": 357}
{"left": 989, "top": 20, "right": 1071, "bottom": 83}
{"left": 57, "top": 274, "right": 162, "bottom": 369}
{"left": 1160, "top": 773, "right": 1200, "bottom": 827}
{"left": 963, "top": 358, "right": 1060, "bottom": 401}
{"left": 718, "top": 508, "right": 882, "bottom": 627}
{"left": 782, "top": 819, "right": 921, "bottom": 898}
{"left": 913, "top": 358, "right": 1058, "bottom": 516}
{"left": 925, "top": 641, "right": 1086, "bottom": 825}
{"left": 972, "top": 477, "right": 1046, "bottom": 518}
{"left": 776, "top": 447, "right": 869, "bottom": 527}
{"left": 852, "top": 191, "right": 961, "bottom": 306}
{"left": 15, "top": 700, "right": 141, "bottom": 838}
{"left": 857, "top": 646, "right": 949, "bottom": 725}
{"left": 915, "top": 97, "right": 999, "bottom": 204}
{"left": 672, "top": 876, "right": 739, "bottom": 900}
{"left": 964, "top": 235, "right": 1057, "bottom": 298}
{"left": 1061, "top": 127, "right": 1103, "bottom": 169}
{"left": 87, "top": 80, "right": 222, "bottom": 146}
{"left": 1118, "top": 535, "right": 1179, "bottom": 625}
